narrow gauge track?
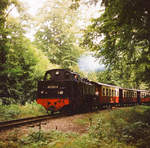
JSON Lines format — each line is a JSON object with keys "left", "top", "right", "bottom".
{"left": 0, "top": 113, "right": 69, "bottom": 131}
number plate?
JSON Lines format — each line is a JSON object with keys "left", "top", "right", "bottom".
{"left": 48, "top": 86, "right": 58, "bottom": 88}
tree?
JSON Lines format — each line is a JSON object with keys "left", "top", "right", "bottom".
{"left": 0, "top": 0, "right": 17, "bottom": 100}
{"left": 0, "top": 0, "right": 57, "bottom": 104}
{"left": 83, "top": 0, "right": 150, "bottom": 88}
{"left": 34, "top": 0, "right": 83, "bottom": 69}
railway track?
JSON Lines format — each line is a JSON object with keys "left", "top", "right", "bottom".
{"left": 0, "top": 113, "right": 68, "bottom": 131}
{"left": 0, "top": 107, "right": 117, "bottom": 131}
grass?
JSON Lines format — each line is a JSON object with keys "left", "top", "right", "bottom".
{"left": 1, "top": 105, "right": 150, "bottom": 148}
{"left": 0, "top": 101, "right": 46, "bottom": 121}
{"left": 87, "top": 105, "right": 150, "bottom": 148}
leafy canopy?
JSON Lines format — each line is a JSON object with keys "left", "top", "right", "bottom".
{"left": 34, "top": 0, "right": 83, "bottom": 69}
{"left": 83, "top": 0, "right": 150, "bottom": 88}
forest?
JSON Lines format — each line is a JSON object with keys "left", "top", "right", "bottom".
{"left": 0, "top": 0, "right": 150, "bottom": 104}
{"left": 1, "top": 0, "right": 150, "bottom": 147}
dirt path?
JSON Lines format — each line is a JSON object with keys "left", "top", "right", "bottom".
{"left": 0, "top": 113, "right": 91, "bottom": 140}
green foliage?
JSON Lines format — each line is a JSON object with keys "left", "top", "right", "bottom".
{"left": 96, "top": 69, "right": 141, "bottom": 88}
{"left": 0, "top": 101, "right": 46, "bottom": 121}
{"left": 89, "top": 106, "right": 150, "bottom": 147}
{"left": 0, "top": 0, "right": 86, "bottom": 105}
{"left": 20, "top": 130, "right": 78, "bottom": 148}
{"left": 0, "top": 104, "right": 21, "bottom": 120}
{"left": 0, "top": 0, "right": 59, "bottom": 105}
{"left": 21, "top": 131, "right": 47, "bottom": 144}
{"left": 83, "top": 0, "right": 150, "bottom": 87}
{"left": 0, "top": 4, "right": 57, "bottom": 104}
{"left": 1, "top": 106, "right": 150, "bottom": 148}
{"left": 34, "top": 0, "right": 83, "bottom": 69}
{"left": 19, "top": 101, "right": 46, "bottom": 118}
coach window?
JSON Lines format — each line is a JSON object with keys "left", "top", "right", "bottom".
{"left": 117, "top": 90, "right": 119, "bottom": 96}
{"left": 113, "top": 90, "right": 115, "bottom": 96}
{"left": 103, "top": 88, "right": 105, "bottom": 96}
{"left": 112, "top": 90, "right": 114, "bottom": 97}
{"left": 142, "top": 93, "right": 144, "bottom": 98}
{"left": 106, "top": 88, "right": 108, "bottom": 96}
{"left": 109, "top": 89, "right": 111, "bottom": 96}
{"left": 114, "top": 90, "right": 116, "bottom": 96}
{"left": 134, "top": 92, "right": 136, "bottom": 97}
{"left": 141, "top": 93, "right": 143, "bottom": 98}
{"left": 129, "top": 92, "right": 131, "bottom": 97}
{"left": 123, "top": 92, "right": 125, "bottom": 98}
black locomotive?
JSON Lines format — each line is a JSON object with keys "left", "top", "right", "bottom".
{"left": 36, "top": 69, "right": 98, "bottom": 113}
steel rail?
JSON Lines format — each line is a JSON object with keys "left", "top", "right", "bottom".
{"left": 0, "top": 113, "right": 65, "bottom": 131}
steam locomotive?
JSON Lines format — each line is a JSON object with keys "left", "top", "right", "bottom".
{"left": 36, "top": 69, "right": 150, "bottom": 114}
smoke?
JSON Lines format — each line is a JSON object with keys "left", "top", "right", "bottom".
{"left": 78, "top": 54, "right": 105, "bottom": 72}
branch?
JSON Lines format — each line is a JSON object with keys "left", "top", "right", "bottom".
{"left": 5, "top": 6, "right": 15, "bottom": 18}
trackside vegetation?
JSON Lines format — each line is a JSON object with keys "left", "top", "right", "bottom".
{"left": 0, "top": 105, "right": 150, "bottom": 148}
{"left": 0, "top": 101, "right": 46, "bottom": 121}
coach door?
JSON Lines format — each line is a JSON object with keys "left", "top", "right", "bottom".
{"left": 119, "top": 89, "right": 123, "bottom": 106}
